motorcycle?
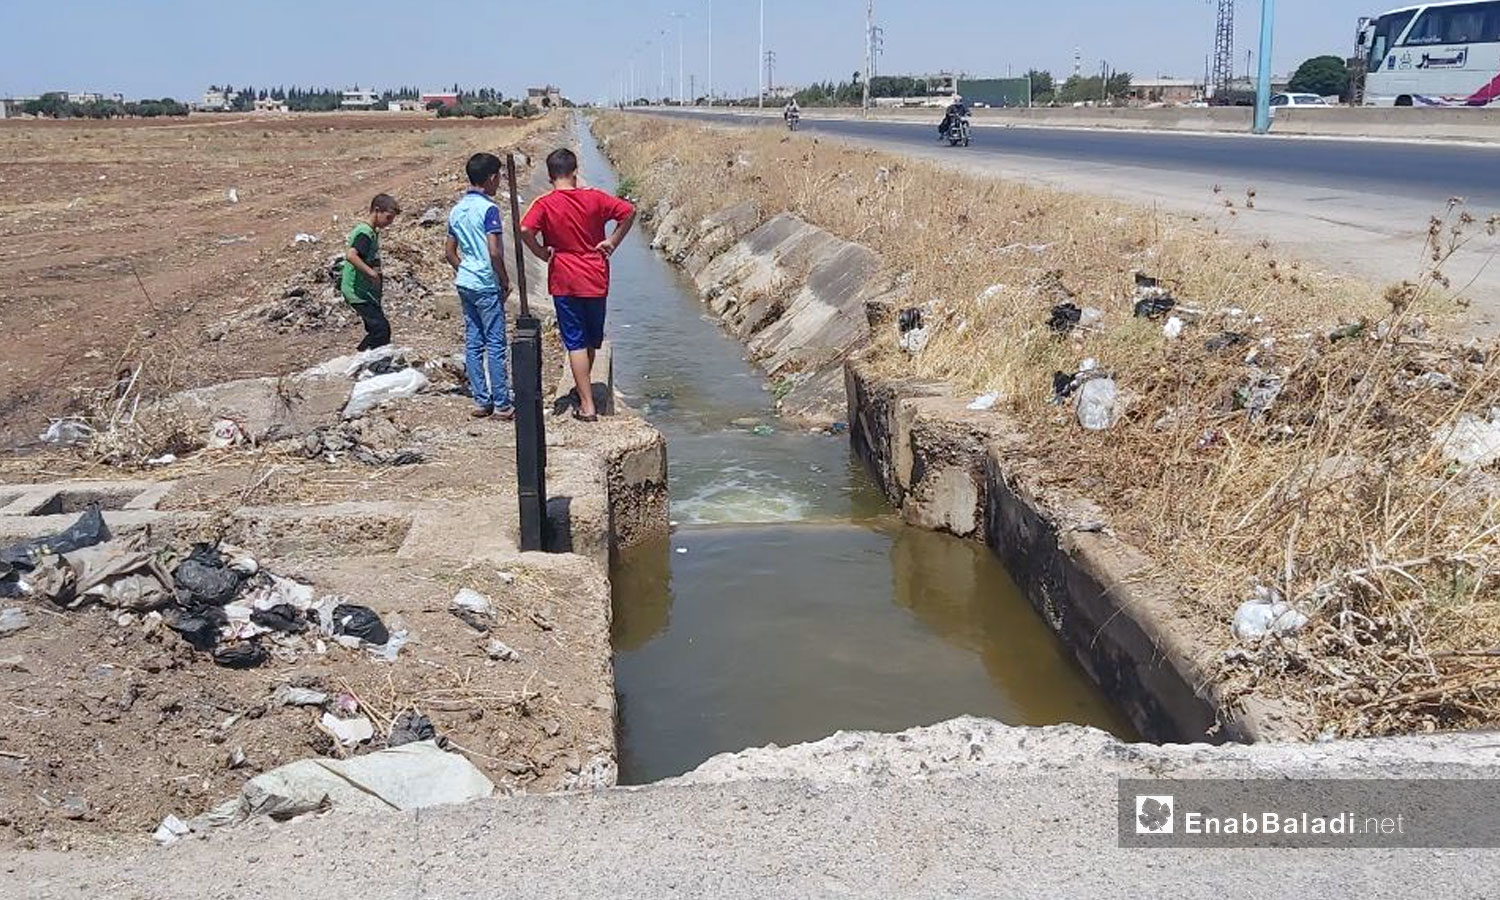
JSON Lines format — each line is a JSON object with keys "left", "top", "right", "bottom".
{"left": 945, "top": 115, "right": 971, "bottom": 147}
{"left": 785, "top": 110, "right": 800, "bottom": 132}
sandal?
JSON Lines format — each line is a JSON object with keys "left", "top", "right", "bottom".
{"left": 572, "top": 410, "right": 599, "bottom": 423}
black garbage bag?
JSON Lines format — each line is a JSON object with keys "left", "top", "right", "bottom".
{"left": 331, "top": 604, "right": 389, "bottom": 645}
{"left": 168, "top": 607, "right": 227, "bottom": 651}
{"left": 1133, "top": 295, "right": 1176, "bottom": 320}
{"left": 1052, "top": 371, "right": 1078, "bottom": 402}
{"left": 898, "top": 307, "right": 924, "bottom": 334}
{"left": 1204, "top": 332, "right": 1250, "bottom": 353}
{"left": 173, "top": 544, "right": 242, "bottom": 606}
{"left": 388, "top": 711, "right": 438, "bottom": 748}
{"left": 251, "top": 604, "right": 307, "bottom": 634}
{"left": 213, "top": 640, "right": 269, "bottom": 669}
{"left": 1047, "top": 302, "right": 1083, "bottom": 335}
{"left": 0, "top": 506, "right": 111, "bottom": 572}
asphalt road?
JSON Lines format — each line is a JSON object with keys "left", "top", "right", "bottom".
{"left": 665, "top": 110, "right": 1500, "bottom": 211}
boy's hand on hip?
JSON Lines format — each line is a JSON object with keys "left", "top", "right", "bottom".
{"left": 594, "top": 239, "right": 617, "bottom": 258}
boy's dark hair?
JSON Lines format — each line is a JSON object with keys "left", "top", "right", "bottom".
{"left": 370, "top": 193, "right": 400, "bottom": 214}
{"left": 546, "top": 148, "right": 579, "bottom": 181}
{"left": 466, "top": 152, "right": 502, "bottom": 186}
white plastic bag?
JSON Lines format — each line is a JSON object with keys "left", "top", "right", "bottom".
{"left": 343, "top": 369, "right": 429, "bottom": 419}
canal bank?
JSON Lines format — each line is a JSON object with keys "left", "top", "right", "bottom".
{"left": 591, "top": 113, "right": 1308, "bottom": 744}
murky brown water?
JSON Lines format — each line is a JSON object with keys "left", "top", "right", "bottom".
{"left": 581, "top": 119, "right": 1135, "bottom": 784}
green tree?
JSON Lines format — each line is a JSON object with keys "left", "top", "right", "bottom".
{"left": 1026, "top": 69, "right": 1055, "bottom": 105}
{"left": 1288, "top": 55, "right": 1351, "bottom": 100}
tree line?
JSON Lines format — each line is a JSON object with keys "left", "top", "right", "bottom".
{"left": 204, "top": 84, "right": 527, "bottom": 112}
{"left": 21, "top": 93, "right": 189, "bottom": 118}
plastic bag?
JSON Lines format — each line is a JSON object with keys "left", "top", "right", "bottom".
{"left": 343, "top": 370, "right": 429, "bottom": 419}
{"left": 388, "top": 711, "right": 438, "bottom": 748}
{"left": 0, "top": 506, "right": 111, "bottom": 571}
{"left": 1076, "top": 378, "right": 1119, "bottom": 431}
{"left": 331, "top": 604, "right": 390, "bottom": 645}
{"left": 172, "top": 544, "right": 242, "bottom": 606}
{"left": 213, "top": 640, "right": 269, "bottom": 669}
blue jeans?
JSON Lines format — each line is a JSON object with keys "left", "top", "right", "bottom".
{"left": 457, "top": 286, "right": 510, "bottom": 411}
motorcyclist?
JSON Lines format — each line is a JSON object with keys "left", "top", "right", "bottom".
{"left": 783, "top": 98, "right": 801, "bottom": 123}
{"left": 938, "top": 95, "right": 968, "bottom": 140}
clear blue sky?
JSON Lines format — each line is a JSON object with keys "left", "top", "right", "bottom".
{"left": 1, "top": 0, "right": 1380, "bottom": 102}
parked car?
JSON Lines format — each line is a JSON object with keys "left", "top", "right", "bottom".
{"left": 1269, "top": 92, "right": 1332, "bottom": 116}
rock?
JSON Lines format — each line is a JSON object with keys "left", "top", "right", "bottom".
{"left": 153, "top": 814, "right": 191, "bottom": 845}
{"left": 176, "top": 374, "right": 353, "bottom": 444}
{"left": 486, "top": 639, "right": 520, "bottom": 662}
{"left": 450, "top": 589, "right": 495, "bottom": 632}
{"left": 417, "top": 206, "right": 443, "bottom": 227}
{"left": 0, "top": 608, "right": 29, "bottom": 637}
{"left": 59, "top": 796, "right": 90, "bottom": 820}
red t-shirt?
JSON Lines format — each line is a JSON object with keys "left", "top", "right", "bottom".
{"left": 520, "top": 187, "right": 635, "bottom": 298}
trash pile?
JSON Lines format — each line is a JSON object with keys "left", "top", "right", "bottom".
{"left": 0, "top": 507, "right": 407, "bottom": 669}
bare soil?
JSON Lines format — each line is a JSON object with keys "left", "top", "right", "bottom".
{"left": 0, "top": 112, "right": 544, "bottom": 450}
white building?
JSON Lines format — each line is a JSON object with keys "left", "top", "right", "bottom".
{"left": 201, "top": 88, "right": 239, "bottom": 111}
{"left": 341, "top": 88, "right": 379, "bottom": 109}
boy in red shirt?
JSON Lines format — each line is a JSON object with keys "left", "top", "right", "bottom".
{"left": 519, "top": 148, "right": 636, "bottom": 422}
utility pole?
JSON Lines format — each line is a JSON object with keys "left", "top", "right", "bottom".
{"left": 872, "top": 25, "right": 885, "bottom": 79}
{"left": 660, "top": 31, "right": 667, "bottom": 104}
{"left": 1253, "top": 0, "right": 1275, "bottom": 133}
{"left": 1211, "top": 0, "right": 1235, "bottom": 101}
{"left": 706, "top": 0, "right": 713, "bottom": 105}
{"left": 862, "top": 0, "right": 874, "bottom": 117}
{"left": 690, "top": 74, "right": 696, "bottom": 105}
{"left": 764, "top": 50, "right": 776, "bottom": 101}
{"left": 1100, "top": 61, "right": 1109, "bottom": 104}
{"left": 758, "top": 0, "right": 766, "bottom": 109}
{"left": 670, "top": 12, "right": 687, "bottom": 105}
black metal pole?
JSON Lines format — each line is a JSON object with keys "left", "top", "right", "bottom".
{"left": 507, "top": 153, "right": 548, "bottom": 552}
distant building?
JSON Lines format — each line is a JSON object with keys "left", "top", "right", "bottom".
{"left": 527, "top": 85, "right": 563, "bottom": 108}
{"left": 420, "top": 91, "right": 460, "bottom": 109}
{"left": 201, "top": 88, "right": 239, "bottom": 111}
{"left": 254, "top": 97, "right": 289, "bottom": 113}
{"left": 69, "top": 91, "right": 124, "bottom": 104}
{"left": 1128, "top": 78, "right": 1204, "bottom": 105}
{"left": 341, "top": 88, "right": 379, "bottom": 109}
{"left": 388, "top": 99, "right": 423, "bottom": 112}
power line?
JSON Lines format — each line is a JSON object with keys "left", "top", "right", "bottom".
{"left": 1211, "top": 0, "right": 1235, "bottom": 99}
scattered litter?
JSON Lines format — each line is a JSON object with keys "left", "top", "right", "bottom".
{"left": 1162, "top": 316, "right": 1185, "bottom": 340}
{"left": 388, "top": 711, "right": 438, "bottom": 748}
{"left": 39, "top": 419, "right": 93, "bottom": 446}
{"left": 330, "top": 603, "right": 390, "bottom": 646}
{"left": 967, "top": 393, "right": 1000, "bottom": 412}
{"left": 226, "top": 747, "right": 248, "bottom": 770}
{"left": 168, "top": 612, "right": 223, "bottom": 651}
{"left": 1047, "top": 302, "right": 1082, "bottom": 334}
{"left": 1410, "top": 371, "right": 1456, "bottom": 391}
{"left": 1435, "top": 409, "right": 1500, "bottom": 468}
{"left": 1328, "top": 321, "right": 1366, "bottom": 343}
{"left": 59, "top": 535, "right": 175, "bottom": 611}
{"left": 207, "top": 418, "right": 246, "bottom": 450}
{"left": 898, "top": 325, "right": 930, "bottom": 355}
{"left": 1079, "top": 307, "right": 1104, "bottom": 329}
{"left": 1132, "top": 273, "right": 1176, "bottom": 320}
{"left": 417, "top": 206, "right": 443, "bottom": 227}
{"left": 0, "top": 608, "right": 29, "bottom": 637}
{"left": 1237, "top": 370, "right": 1285, "bottom": 421}
{"left": 1076, "top": 378, "right": 1120, "bottom": 431}
{"left": 153, "top": 814, "right": 191, "bottom": 845}
{"left": 250, "top": 604, "right": 307, "bottom": 634}
{"left": 1233, "top": 587, "right": 1309, "bottom": 642}
{"left": 227, "top": 188, "right": 239, "bottom": 204}
{"left": 486, "top": 639, "right": 520, "bottom": 662}
{"left": 320, "top": 712, "right": 375, "bottom": 747}
{"left": 1204, "top": 332, "right": 1250, "bottom": 352}
{"left": 212, "top": 640, "right": 269, "bottom": 670}
{"left": 274, "top": 685, "right": 329, "bottom": 708}
{"left": 752, "top": 424, "right": 775, "bottom": 437}
{"left": 59, "top": 796, "right": 90, "bottom": 820}
{"left": 293, "top": 233, "right": 320, "bottom": 245}
{"left": 146, "top": 453, "right": 178, "bottom": 466}
{"left": 675, "top": 547, "right": 688, "bottom": 554}
{"left": 344, "top": 369, "right": 430, "bottom": 419}
{"left": 449, "top": 589, "right": 495, "bottom": 632}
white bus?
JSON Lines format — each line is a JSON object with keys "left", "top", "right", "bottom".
{"left": 1360, "top": 1, "right": 1500, "bottom": 106}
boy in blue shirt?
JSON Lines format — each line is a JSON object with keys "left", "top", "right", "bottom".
{"left": 445, "top": 153, "right": 514, "bottom": 419}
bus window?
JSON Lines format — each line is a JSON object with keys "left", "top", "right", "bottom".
{"left": 1405, "top": 4, "right": 1497, "bottom": 44}
{"left": 1370, "top": 9, "right": 1416, "bottom": 64}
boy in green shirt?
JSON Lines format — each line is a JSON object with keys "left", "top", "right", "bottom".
{"left": 342, "top": 194, "right": 400, "bottom": 350}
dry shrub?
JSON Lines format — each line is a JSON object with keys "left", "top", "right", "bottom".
{"left": 595, "top": 113, "right": 1500, "bottom": 737}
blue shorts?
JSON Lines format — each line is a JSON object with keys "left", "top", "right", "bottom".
{"left": 553, "top": 296, "right": 607, "bottom": 352}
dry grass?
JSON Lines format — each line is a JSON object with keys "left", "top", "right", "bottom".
{"left": 595, "top": 113, "right": 1500, "bottom": 738}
